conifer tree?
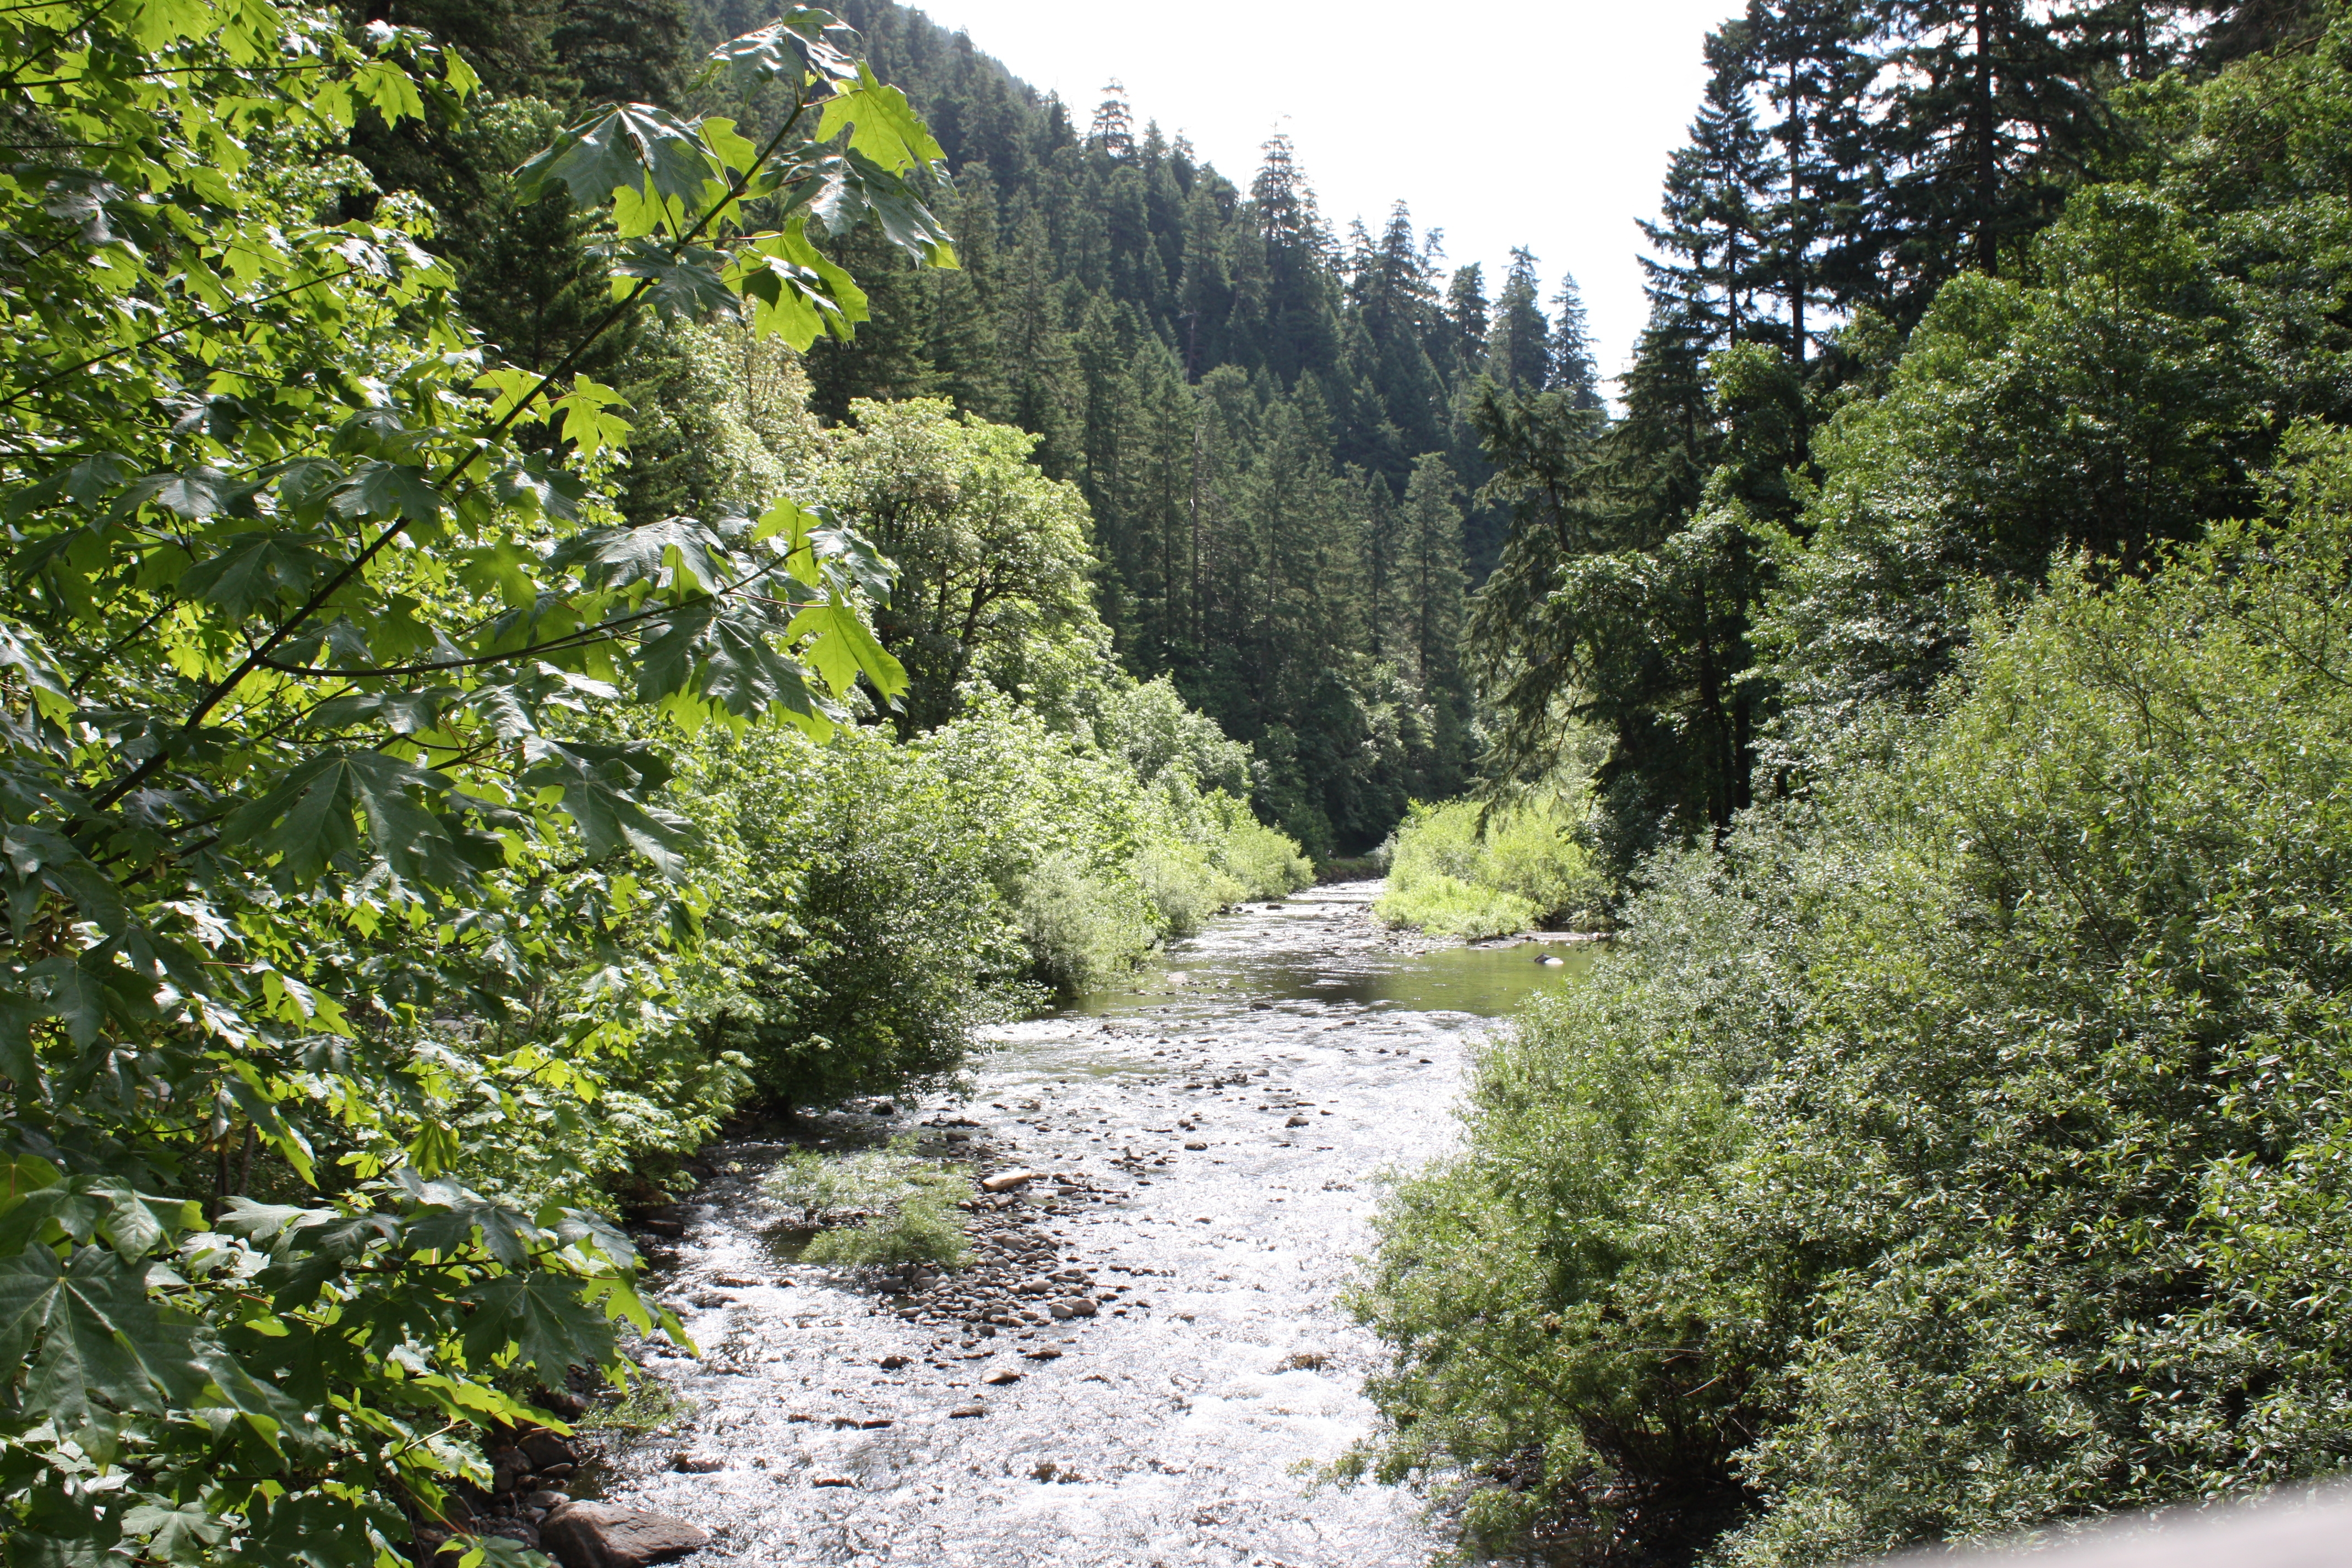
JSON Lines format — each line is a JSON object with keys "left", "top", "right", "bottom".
{"left": 1547, "top": 273, "right": 1605, "bottom": 411}
{"left": 1088, "top": 79, "right": 1136, "bottom": 157}
{"left": 1641, "top": 21, "right": 1774, "bottom": 347}
{"left": 1441, "top": 263, "right": 1491, "bottom": 379}
{"left": 1748, "top": 0, "right": 1870, "bottom": 363}
{"left": 1401, "top": 454, "right": 1469, "bottom": 694}
{"left": 1865, "top": 0, "right": 2110, "bottom": 315}
{"left": 1484, "top": 248, "right": 1554, "bottom": 390}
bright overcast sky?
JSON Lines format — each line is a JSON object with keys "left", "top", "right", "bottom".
{"left": 892, "top": 0, "right": 1745, "bottom": 392}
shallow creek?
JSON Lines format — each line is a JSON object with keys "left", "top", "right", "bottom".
{"left": 596, "top": 881, "right": 1598, "bottom": 1566}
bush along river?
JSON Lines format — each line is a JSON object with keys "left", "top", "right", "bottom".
{"left": 524, "top": 882, "right": 1598, "bottom": 1567}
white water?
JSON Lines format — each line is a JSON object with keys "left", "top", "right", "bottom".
{"left": 589, "top": 883, "right": 1596, "bottom": 1566}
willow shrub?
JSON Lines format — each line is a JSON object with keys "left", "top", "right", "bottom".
{"left": 1352, "top": 426, "right": 2352, "bottom": 1564}
{"left": 1375, "top": 797, "right": 1604, "bottom": 939}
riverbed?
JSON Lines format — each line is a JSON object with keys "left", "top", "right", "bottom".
{"left": 596, "top": 881, "right": 1598, "bottom": 1566}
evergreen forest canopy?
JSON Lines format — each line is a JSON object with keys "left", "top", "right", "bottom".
{"left": 1348, "top": 0, "right": 2352, "bottom": 1562}
{"left": 362, "top": 0, "right": 1616, "bottom": 857}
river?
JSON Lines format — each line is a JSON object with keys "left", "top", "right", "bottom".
{"left": 591, "top": 880, "right": 1599, "bottom": 1566}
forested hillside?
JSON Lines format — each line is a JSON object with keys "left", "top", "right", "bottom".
{"left": 760, "top": 0, "right": 1608, "bottom": 851}
{"left": 1353, "top": 1, "right": 2352, "bottom": 1561}
{"left": 375, "top": 0, "right": 1607, "bottom": 853}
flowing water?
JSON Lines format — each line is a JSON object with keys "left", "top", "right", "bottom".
{"left": 595, "top": 881, "right": 1599, "bottom": 1567}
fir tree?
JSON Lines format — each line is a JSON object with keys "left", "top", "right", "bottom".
{"left": 1483, "top": 248, "right": 1553, "bottom": 391}
{"left": 1547, "top": 273, "right": 1605, "bottom": 411}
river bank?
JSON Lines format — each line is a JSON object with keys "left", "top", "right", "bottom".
{"left": 570, "top": 882, "right": 1597, "bottom": 1566}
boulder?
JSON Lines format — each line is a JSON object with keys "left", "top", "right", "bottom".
{"left": 540, "top": 1502, "right": 711, "bottom": 1568}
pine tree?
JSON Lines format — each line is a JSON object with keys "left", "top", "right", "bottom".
{"left": 1000, "top": 216, "right": 1085, "bottom": 476}
{"left": 922, "top": 166, "right": 1009, "bottom": 421}
{"left": 551, "top": 0, "right": 692, "bottom": 106}
{"left": 1088, "top": 79, "right": 1135, "bottom": 157}
{"left": 1401, "top": 454, "right": 1468, "bottom": 693}
{"left": 1358, "top": 469, "right": 1402, "bottom": 666}
{"left": 1864, "top": 0, "right": 2110, "bottom": 317}
{"left": 1747, "top": 0, "right": 1870, "bottom": 363}
{"left": 1441, "top": 263, "right": 1490, "bottom": 379}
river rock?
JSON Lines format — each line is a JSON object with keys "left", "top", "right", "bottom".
{"left": 1183, "top": 1141, "right": 1207, "bottom": 1151}
{"left": 981, "top": 1365, "right": 1021, "bottom": 1385}
{"left": 1048, "top": 1297, "right": 1098, "bottom": 1319}
{"left": 980, "top": 1170, "right": 1038, "bottom": 1193}
{"left": 540, "top": 1502, "right": 710, "bottom": 1568}
{"left": 519, "top": 1431, "right": 578, "bottom": 1471}
{"left": 669, "top": 1450, "right": 723, "bottom": 1473}
{"left": 1284, "top": 1115, "right": 1310, "bottom": 1126}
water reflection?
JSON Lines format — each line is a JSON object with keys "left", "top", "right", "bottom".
{"left": 1071, "top": 879, "right": 1602, "bottom": 1023}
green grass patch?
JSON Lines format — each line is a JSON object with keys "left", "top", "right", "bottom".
{"left": 764, "top": 1136, "right": 972, "bottom": 1268}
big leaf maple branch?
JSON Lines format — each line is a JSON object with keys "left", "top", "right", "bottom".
{"left": 88, "top": 94, "right": 818, "bottom": 815}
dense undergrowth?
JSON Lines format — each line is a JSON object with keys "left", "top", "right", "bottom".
{"left": 1354, "top": 455, "right": 2352, "bottom": 1559}
{"left": 1351, "top": 6, "right": 2352, "bottom": 1562}
{"left": 1374, "top": 794, "right": 1607, "bottom": 940}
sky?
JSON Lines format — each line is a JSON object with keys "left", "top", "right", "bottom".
{"left": 892, "top": 0, "right": 1746, "bottom": 392}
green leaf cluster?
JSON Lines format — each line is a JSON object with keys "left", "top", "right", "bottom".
{"left": 0, "top": 0, "right": 952, "bottom": 1557}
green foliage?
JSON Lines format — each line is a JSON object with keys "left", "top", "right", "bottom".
{"left": 1374, "top": 797, "right": 1602, "bottom": 940}
{"left": 1357, "top": 428, "right": 2352, "bottom": 1562}
{"left": 1376, "top": 7, "right": 2352, "bottom": 1564}
{"left": 812, "top": 399, "right": 1103, "bottom": 734}
{"left": 802, "top": 1185, "right": 968, "bottom": 1267}
{"left": 573, "top": 1374, "right": 694, "bottom": 1436}
{"left": 766, "top": 1136, "right": 970, "bottom": 1267}
{"left": 671, "top": 0, "right": 1502, "bottom": 850}
{"left": 679, "top": 723, "right": 1035, "bottom": 1112}
{"left": 1766, "top": 183, "right": 2263, "bottom": 723}
{"left": 677, "top": 677, "right": 1309, "bottom": 1114}
{"left": 1371, "top": 875, "right": 1537, "bottom": 943}
{"left": 0, "top": 1, "right": 952, "bottom": 1556}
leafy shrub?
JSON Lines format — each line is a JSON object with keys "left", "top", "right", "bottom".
{"left": 1213, "top": 798, "right": 1318, "bottom": 899}
{"left": 0, "top": 7, "right": 952, "bottom": 1559}
{"left": 1353, "top": 427, "right": 2352, "bottom": 1563}
{"left": 1015, "top": 851, "right": 1158, "bottom": 994}
{"left": 680, "top": 725, "right": 1038, "bottom": 1113}
{"left": 1375, "top": 797, "right": 1603, "bottom": 934}
{"left": 802, "top": 1188, "right": 972, "bottom": 1268}
{"left": 1373, "top": 874, "right": 1540, "bottom": 940}
{"left": 1134, "top": 841, "right": 1248, "bottom": 938}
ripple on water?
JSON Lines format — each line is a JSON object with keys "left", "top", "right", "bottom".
{"left": 586, "top": 881, "right": 1599, "bottom": 1566}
